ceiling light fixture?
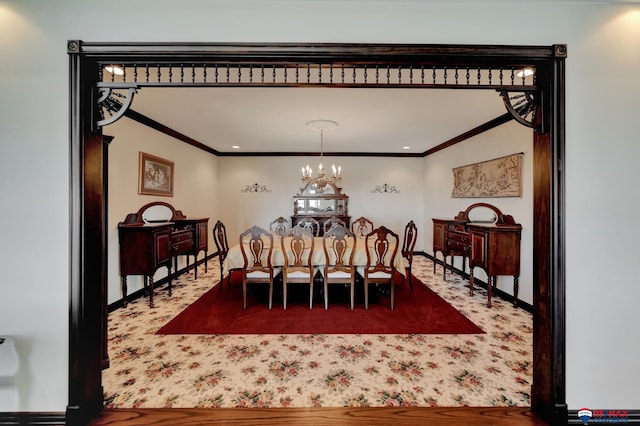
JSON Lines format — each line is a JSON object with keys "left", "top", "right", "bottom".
{"left": 516, "top": 68, "right": 534, "bottom": 78}
{"left": 104, "top": 65, "right": 124, "bottom": 76}
{"left": 301, "top": 119, "right": 341, "bottom": 192}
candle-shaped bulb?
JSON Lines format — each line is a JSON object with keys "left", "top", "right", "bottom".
{"left": 338, "top": 166, "right": 342, "bottom": 176}
{"left": 332, "top": 164, "right": 336, "bottom": 175}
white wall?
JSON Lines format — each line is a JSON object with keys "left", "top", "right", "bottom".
{"left": 424, "top": 120, "right": 533, "bottom": 305}
{"left": 107, "top": 118, "right": 219, "bottom": 305}
{"left": 1, "top": 0, "right": 639, "bottom": 414}
{"left": 218, "top": 156, "right": 424, "bottom": 245}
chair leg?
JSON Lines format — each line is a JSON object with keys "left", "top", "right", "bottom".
{"left": 364, "top": 280, "right": 369, "bottom": 310}
{"left": 406, "top": 266, "right": 413, "bottom": 292}
{"left": 268, "top": 281, "right": 273, "bottom": 310}
{"left": 390, "top": 281, "right": 395, "bottom": 310}
{"left": 242, "top": 279, "right": 247, "bottom": 309}
{"left": 309, "top": 281, "right": 314, "bottom": 309}
{"left": 283, "top": 280, "right": 288, "bottom": 310}
{"left": 349, "top": 281, "right": 354, "bottom": 310}
{"left": 324, "top": 280, "right": 329, "bottom": 310}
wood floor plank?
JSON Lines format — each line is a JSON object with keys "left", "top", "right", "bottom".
{"left": 88, "top": 407, "right": 549, "bottom": 425}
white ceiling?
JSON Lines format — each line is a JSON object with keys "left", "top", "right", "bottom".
{"left": 129, "top": 86, "right": 509, "bottom": 154}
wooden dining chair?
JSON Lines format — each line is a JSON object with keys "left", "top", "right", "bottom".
{"left": 213, "top": 220, "right": 232, "bottom": 291}
{"left": 351, "top": 216, "right": 374, "bottom": 239}
{"left": 269, "top": 216, "right": 291, "bottom": 237}
{"left": 322, "top": 216, "right": 346, "bottom": 235}
{"left": 401, "top": 220, "right": 418, "bottom": 292}
{"left": 239, "top": 225, "right": 281, "bottom": 309}
{"left": 357, "top": 225, "right": 399, "bottom": 310}
{"left": 281, "top": 226, "right": 316, "bottom": 309}
{"left": 321, "top": 224, "right": 356, "bottom": 309}
{"left": 294, "top": 216, "right": 320, "bottom": 237}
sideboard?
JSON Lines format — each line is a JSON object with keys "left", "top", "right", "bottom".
{"left": 118, "top": 202, "right": 209, "bottom": 307}
{"left": 432, "top": 203, "right": 522, "bottom": 307}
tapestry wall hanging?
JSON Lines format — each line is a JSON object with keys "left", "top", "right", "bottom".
{"left": 451, "top": 152, "right": 523, "bottom": 198}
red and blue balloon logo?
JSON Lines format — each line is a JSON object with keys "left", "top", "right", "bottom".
{"left": 578, "top": 408, "right": 593, "bottom": 425}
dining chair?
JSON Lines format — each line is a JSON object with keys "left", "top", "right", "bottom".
{"left": 213, "top": 220, "right": 232, "bottom": 291}
{"left": 239, "top": 225, "right": 281, "bottom": 309}
{"left": 357, "top": 225, "right": 399, "bottom": 310}
{"left": 401, "top": 220, "right": 418, "bottom": 292}
{"left": 269, "top": 216, "right": 291, "bottom": 237}
{"left": 351, "top": 216, "right": 374, "bottom": 239}
{"left": 281, "top": 226, "right": 316, "bottom": 309}
{"left": 322, "top": 216, "right": 346, "bottom": 235}
{"left": 294, "top": 216, "right": 320, "bottom": 237}
{"left": 321, "top": 224, "right": 356, "bottom": 309}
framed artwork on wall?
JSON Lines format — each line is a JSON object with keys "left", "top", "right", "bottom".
{"left": 138, "top": 151, "right": 174, "bottom": 197}
{"left": 451, "top": 152, "right": 523, "bottom": 198}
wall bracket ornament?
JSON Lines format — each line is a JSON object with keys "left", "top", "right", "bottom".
{"left": 241, "top": 182, "right": 272, "bottom": 193}
{"left": 95, "top": 83, "right": 138, "bottom": 129}
{"left": 500, "top": 90, "right": 541, "bottom": 132}
{"left": 371, "top": 183, "right": 401, "bottom": 193}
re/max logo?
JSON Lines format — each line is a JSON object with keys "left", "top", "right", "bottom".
{"left": 591, "top": 410, "right": 628, "bottom": 418}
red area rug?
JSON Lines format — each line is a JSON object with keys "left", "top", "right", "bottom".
{"left": 156, "top": 273, "right": 483, "bottom": 335}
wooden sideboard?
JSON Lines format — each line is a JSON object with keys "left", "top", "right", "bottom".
{"left": 432, "top": 203, "right": 522, "bottom": 307}
{"left": 118, "top": 202, "right": 209, "bottom": 307}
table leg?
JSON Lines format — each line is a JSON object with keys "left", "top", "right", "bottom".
{"left": 469, "top": 267, "right": 474, "bottom": 297}
{"left": 513, "top": 276, "right": 519, "bottom": 307}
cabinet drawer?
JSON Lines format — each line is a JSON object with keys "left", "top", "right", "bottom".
{"left": 172, "top": 239, "right": 193, "bottom": 255}
{"left": 447, "top": 230, "right": 469, "bottom": 244}
{"left": 172, "top": 231, "right": 192, "bottom": 244}
{"left": 447, "top": 239, "right": 470, "bottom": 254}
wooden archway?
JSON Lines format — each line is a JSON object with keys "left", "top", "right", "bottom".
{"left": 68, "top": 42, "right": 566, "bottom": 425}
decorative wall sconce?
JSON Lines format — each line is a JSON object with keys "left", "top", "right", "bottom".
{"left": 371, "top": 183, "right": 400, "bottom": 193}
{"left": 241, "top": 182, "right": 272, "bottom": 193}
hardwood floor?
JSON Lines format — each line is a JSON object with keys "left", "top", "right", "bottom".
{"left": 88, "top": 407, "right": 549, "bottom": 425}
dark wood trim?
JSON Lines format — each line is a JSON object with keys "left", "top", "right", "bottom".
{"left": 423, "top": 112, "right": 514, "bottom": 156}
{"left": 123, "top": 109, "right": 220, "bottom": 156}
{"left": 67, "top": 43, "right": 105, "bottom": 426}
{"left": 217, "top": 151, "right": 424, "bottom": 157}
{"left": 0, "top": 412, "right": 66, "bottom": 425}
{"left": 75, "top": 41, "right": 562, "bottom": 62}
{"left": 70, "top": 42, "right": 566, "bottom": 425}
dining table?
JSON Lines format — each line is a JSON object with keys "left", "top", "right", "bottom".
{"left": 222, "top": 235, "right": 405, "bottom": 277}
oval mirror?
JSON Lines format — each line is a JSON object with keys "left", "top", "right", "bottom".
{"left": 468, "top": 205, "right": 498, "bottom": 224}
{"left": 142, "top": 204, "right": 173, "bottom": 223}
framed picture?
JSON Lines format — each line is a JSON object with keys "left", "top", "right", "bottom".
{"left": 138, "top": 152, "right": 174, "bottom": 197}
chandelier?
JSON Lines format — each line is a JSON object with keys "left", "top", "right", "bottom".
{"left": 301, "top": 119, "right": 342, "bottom": 192}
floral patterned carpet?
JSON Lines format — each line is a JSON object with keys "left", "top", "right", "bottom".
{"left": 103, "top": 256, "right": 532, "bottom": 408}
